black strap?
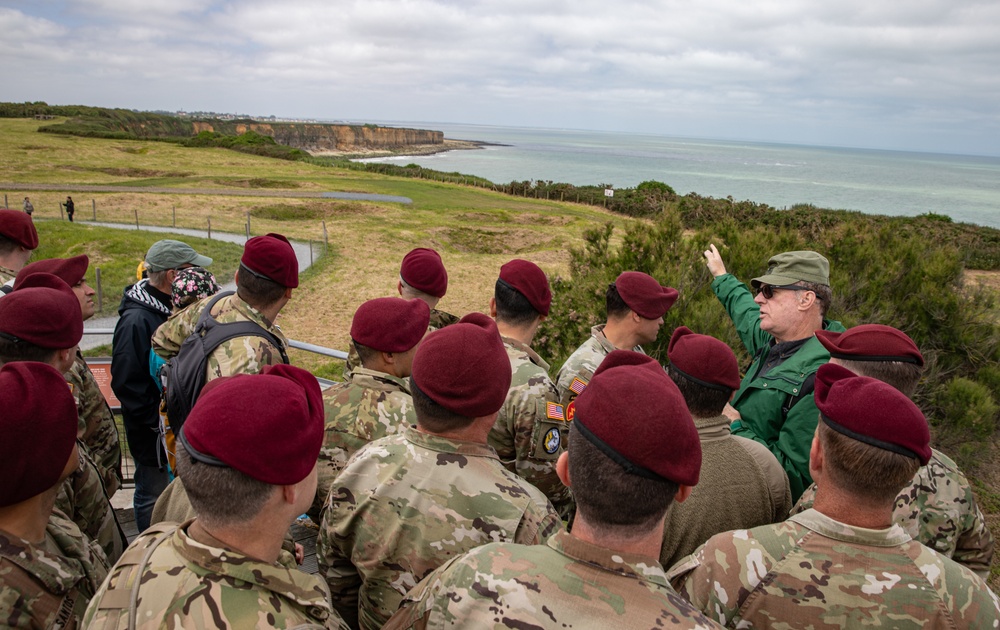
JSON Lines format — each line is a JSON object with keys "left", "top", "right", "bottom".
{"left": 782, "top": 372, "right": 817, "bottom": 418}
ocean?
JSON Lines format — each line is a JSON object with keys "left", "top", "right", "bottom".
{"left": 358, "top": 122, "right": 1000, "bottom": 229}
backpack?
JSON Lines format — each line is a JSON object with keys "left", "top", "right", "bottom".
{"left": 160, "top": 291, "right": 289, "bottom": 436}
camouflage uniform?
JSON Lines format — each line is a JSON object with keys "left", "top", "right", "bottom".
{"left": 317, "top": 426, "right": 564, "bottom": 630}
{"left": 0, "top": 265, "right": 15, "bottom": 285}
{"left": 151, "top": 292, "right": 288, "bottom": 380}
{"left": 385, "top": 529, "right": 723, "bottom": 630}
{"left": 0, "top": 510, "right": 110, "bottom": 629}
{"left": 313, "top": 367, "right": 416, "bottom": 520}
{"left": 554, "top": 324, "right": 643, "bottom": 406}
{"left": 489, "top": 336, "right": 574, "bottom": 519}
{"left": 344, "top": 307, "right": 458, "bottom": 377}
{"left": 67, "top": 350, "right": 122, "bottom": 495}
{"left": 667, "top": 508, "right": 1000, "bottom": 628}
{"left": 56, "top": 442, "right": 126, "bottom": 564}
{"left": 792, "top": 447, "right": 995, "bottom": 579}
{"left": 82, "top": 520, "right": 345, "bottom": 629}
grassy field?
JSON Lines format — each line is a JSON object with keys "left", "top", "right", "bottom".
{"left": 3, "top": 116, "right": 997, "bottom": 588}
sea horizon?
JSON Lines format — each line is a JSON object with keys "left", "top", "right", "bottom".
{"left": 348, "top": 121, "right": 1000, "bottom": 230}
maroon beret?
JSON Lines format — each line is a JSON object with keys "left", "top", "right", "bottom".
{"left": 411, "top": 312, "right": 511, "bottom": 417}
{"left": 0, "top": 273, "right": 83, "bottom": 349}
{"left": 180, "top": 364, "right": 324, "bottom": 485}
{"left": 615, "top": 272, "right": 678, "bottom": 319}
{"left": 351, "top": 297, "right": 430, "bottom": 353}
{"left": 400, "top": 248, "right": 448, "bottom": 298}
{"left": 0, "top": 362, "right": 78, "bottom": 507}
{"left": 816, "top": 324, "right": 924, "bottom": 366}
{"left": 241, "top": 233, "right": 298, "bottom": 288}
{"left": 571, "top": 350, "right": 701, "bottom": 486}
{"left": 14, "top": 255, "right": 89, "bottom": 290}
{"left": 667, "top": 326, "right": 741, "bottom": 392}
{"left": 499, "top": 259, "right": 551, "bottom": 316}
{"left": 0, "top": 209, "right": 39, "bottom": 250}
{"left": 815, "top": 363, "right": 931, "bottom": 465}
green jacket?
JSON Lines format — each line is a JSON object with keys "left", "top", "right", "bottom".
{"left": 712, "top": 274, "right": 845, "bottom": 501}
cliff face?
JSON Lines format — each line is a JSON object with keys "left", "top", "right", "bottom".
{"left": 191, "top": 121, "right": 442, "bottom": 153}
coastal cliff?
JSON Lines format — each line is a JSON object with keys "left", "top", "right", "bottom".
{"left": 192, "top": 121, "right": 442, "bottom": 153}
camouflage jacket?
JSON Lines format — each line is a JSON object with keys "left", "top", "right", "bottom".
{"left": 554, "top": 325, "right": 644, "bottom": 406}
{"left": 317, "top": 426, "right": 564, "bottom": 630}
{"left": 385, "top": 529, "right": 724, "bottom": 630}
{"left": 0, "top": 510, "right": 110, "bottom": 630}
{"left": 82, "top": 520, "right": 345, "bottom": 629}
{"left": 489, "top": 337, "right": 574, "bottom": 519}
{"left": 667, "top": 508, "right": 1000, "bottom": 629}
{"left": 67, "top": 350, "right": 122, "bottom": 495}
{"left": 151, "top": 292, "right": 288, "bottom": 380}
{"left": 55, "top": 442, "right": 126, "bottom": 565}
{"left": 344, "top": 307, "right": 458, "bottom": 377}
{"left": 0, "top": 265, "right": 15, "bottom": 285}
{"left": 792, "top": 447, "right": 995, "bottom": 579}
{"left": 313, "top": 367, "right": 416, "bottom": 520}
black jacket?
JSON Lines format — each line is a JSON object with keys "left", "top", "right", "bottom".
{"left": 110, "top": 280, "right": 171, "bottom": 467}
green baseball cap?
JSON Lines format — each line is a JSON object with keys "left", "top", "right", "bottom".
{"left": 751, "top": 251, "right": 830, "bottom": 288}
{"left": 144, "top": 239, "right": 213, "bottom": 272}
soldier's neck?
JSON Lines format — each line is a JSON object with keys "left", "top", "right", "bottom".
{"left": 570, "top": 514, "right": 665, "bottom": 559}
{"left": 812, "top": 486, "right": 895, "bottom": 530}
{"left": 602, "top": 319, "right": 639, "bottom": 351}
{"left": 188, "top": 517, "right": 284, "bottom": 565}
{"left": 0, "top": 490, "right": 57, "bottom": 544}
{"left": 495, "top": 319, "right": 538, "bottom": 347}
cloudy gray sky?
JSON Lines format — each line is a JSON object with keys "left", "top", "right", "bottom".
{"left": 3, "top": 0, "right": 999, "bottom": 155}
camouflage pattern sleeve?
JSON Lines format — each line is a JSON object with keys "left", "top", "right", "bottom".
{"left": 55, "top": 443, "right": 125, "bottom": 564}
{"left": 67, "top": 352, "right": 122, "bottom": 495}
{"left": 151, "top": 299, "right": 201, "bottom": 360}
{"left": 316, "top": 508, "right": 363, "bottom": 630}
{"left": 513, "top": 484, "right": 565, "bottom": 545}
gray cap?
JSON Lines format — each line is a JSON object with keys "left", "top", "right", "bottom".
{"left": 751, "top": 251, "right": 830, "bottom": 288}
{"left": 144, "top": 240, "right": 213, "bottom": 272}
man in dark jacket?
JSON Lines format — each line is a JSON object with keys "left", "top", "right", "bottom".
{"left": 110, "top": 240, "right": 211, "bottom": 532}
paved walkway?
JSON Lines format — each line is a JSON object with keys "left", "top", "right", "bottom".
{"left": 2, "top": 183, "right": 412, "bottom": 204}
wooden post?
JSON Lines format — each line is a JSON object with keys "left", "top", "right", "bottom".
{"left": 245, "top": 221, "right": 250, "bottom": 239}
{"left": 246, "top": 211, "right": 251, "bottom": 235}
{"left": 322, "top": 221, "right": 328, "bottom": 249}
{"left": 309, "top": 241, "right": 314, "bottom": 266}
{"left": 3, "top": 194, "right": 6, "bottom": 208}
{"left": 207, "top": 218, "right": 212, "bottom": 239}
{"left": 134, "top": 208, "right": 139, "bottom": 229}
{"left": 59, "top": 203, "right": 65, "bottom": 221}
{"left": 95, "top": 267, "right": 103, "bottom": 313}
{"left": 172, "top": 205, "right": 176, "bottom": 227}
{"left": 92, "top": 199, "right": 96, "bottom": 221}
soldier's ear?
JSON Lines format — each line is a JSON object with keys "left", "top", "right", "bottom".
{"left": 674, "top": 485, "right": 694, "bottom": 504}
{"left": 489, "top": 297, "right": 497, "bottom": 318}
{"left": 555, "top": 451, "right": 570, "bottom": 488}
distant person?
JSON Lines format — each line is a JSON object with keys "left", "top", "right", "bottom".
{"left": 22, "top": 196, "right": 33, "bottom": 216}
{"left": 111, "top": 239, "right": 212, "bottom": 532}
{"left": 489, "top": 259, "right": 573, "bottom": 519}
{"left": 668, "top": 364, "right": 1000, "bottom": 628}
{"left": 703, "top": 245, "right": 844, "bottom": 500}
{"left": 0, "top": 208, "right": 39, "bottom": 289}
{"left": 792, "top": 324, "right": 995, "bottom": 578}
{"left": 64, "top": 195, "right": 75, "bottom": 222}
{"left": 385, "top": 351, "right": 719, "bottom": 630}
{"left": 314, "top": 296, "right": 429, "bottom": 519}
{"left": 0, "top": 362, "right": 110, "bottom": 629}
{"left": 15, "top": 255, "right": 123, "bottom": 496}
{"left": 344, "top": 247, "right": 459, "bottom": 376}
{"left": 317, "top": 313, "right": 562, "bottom": 630}
{"left": 83, "top": 365, "right": 347, "bottom": 629}
{"left": 660, "top": 326, "right": 791, "bottom": 569}
{"left": 555, "top": 271, "right": 677, "bottom": 406}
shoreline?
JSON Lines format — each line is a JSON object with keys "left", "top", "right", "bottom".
{"left": 310, "top": 138, "right": 508, "bottom": 160}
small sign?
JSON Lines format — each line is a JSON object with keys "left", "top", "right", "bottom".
{"left": 604, "top": 188, "right": 614, "bottom": 197}
{"left": 85, "top": 358, "right": 122, "bottom": 410}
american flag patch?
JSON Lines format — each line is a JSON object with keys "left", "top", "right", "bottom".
{"left": 546, "top": 402, "right": 565, "bottom": 421}
{"left": 569, "top": 377, "right": 588, "bottom": 394}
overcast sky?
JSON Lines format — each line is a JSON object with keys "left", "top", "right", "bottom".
{"left": 3, "top": 0, "right": 999, "bottom": 156}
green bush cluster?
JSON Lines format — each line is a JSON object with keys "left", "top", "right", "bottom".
{"left": 534, "top": 212, "right": 1000, "bottom": 471}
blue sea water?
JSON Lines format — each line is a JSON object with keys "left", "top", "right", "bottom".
{"left": 358, "top": 122, "right": 1000, "bottom": 229}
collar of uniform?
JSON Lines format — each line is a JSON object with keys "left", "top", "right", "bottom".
{"left": 592, "top": 324, "right": 644, "bottom": 354}
{"left": 349, "top": 366, "right": 412, "bottom": 393}
{"left": 0, "top": 511, "right": 96, "bottom": 596}
{"left": 174, "top": 522, "right": 334, "bottom": 614}
{"left": 0, "top": 265, "right": 16, "bottom": 282}
{"left": 501, "top": 336, "right": 549, "bottom": 371}
{"left": 789, "top": 508, "right": 911, "bottom": 547}
{"left": 404, "top": 425, "right": 500, "bottom": 460}
{"left": 693, "top": 414, "right": 732, "bottom": 441}
{"left": 546, "top": 529, "right": 669, "bottom": 587}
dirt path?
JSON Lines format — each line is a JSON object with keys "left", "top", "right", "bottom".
{"left": 1, "top": 182, "right": 411, "bottom": 204}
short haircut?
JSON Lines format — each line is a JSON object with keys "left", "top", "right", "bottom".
{"left": 494, "top": 279, "right": 540, "bottom": 327}
{"left": 176, "top": 443, "right": 275, "bottom": 527}
{"left": 410, "top": 378, "right": 474, "bottom": 433}
{"left": 0, "top": 235, "right": 18, "bottom": 257}
{"left": 237, "top": 265, "right": 287, "bottom": 307}
{"left": 666, "top": 364, "right": 731, "bottom": 418}
{"left": 606, "top": 282, "right": 630, "bottom": 319}
{"left": 568, "top": 424, "right": 678, "bottom": 535}
{"left": 399, "top": 277, "right": 433, "bottom": 301}
{"left": 817, "top": 420, "right": 921, "bottom": 506}
{"left": 835, "top": 359, "right": 923, "bottom": 397}
{"left": 352, "top": 339, "right": 379, "bottom": 367}
{"left": 0, "top": 338, "right": 59, "bottom": 364}
{"left": 797, "top": 281, "right": 832, "bottom": 318}
{"left": 146, "top": 269, "right": 169, "bottom": 290}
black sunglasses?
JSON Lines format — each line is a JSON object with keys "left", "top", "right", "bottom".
{"left": 755, "top": 283, "right": 815, "bottom": 299}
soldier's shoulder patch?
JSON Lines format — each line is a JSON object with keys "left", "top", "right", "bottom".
{"left": 566, "top": 401, "right": 576, "bottom": 422}
{"left": 546, "top": 401, "right": 565, "bottom": 422}
{"left": 569, "top": 377, "right": 588, "bottom": 395}
{"left": 543, "top": 427, "right": 561, "bottom": 454}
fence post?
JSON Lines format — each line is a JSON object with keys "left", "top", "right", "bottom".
{"left": 95, "top": 267, "right": 103, "bottom": 313}
{"left": 207, "top": 218, "right": 212, "bottom": 239}
{"left": 246, "top": 211, "right": 251, "bottom": 235}
{"left": 322, "top": 221, "right": 328, "bottom": 250}
{"left": 92, "top": 199, "right": 96, "bottom": 221}
{"left": 134, "top": 208, "right": 139, "bottom": 229}
{"left": 172, "top": 205, "right": 176, "bottom": 228}
{"left": 59, "top": 202, "right": 65, "bottom": 220}
{"left": 3, "top": 194, "right": 7, "bottom": 208}
{"left": 309, "top": 241, "right": 314, "bottom": 266}
{"left": 245, "top": 221, "right": 250, "bottom": 239}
